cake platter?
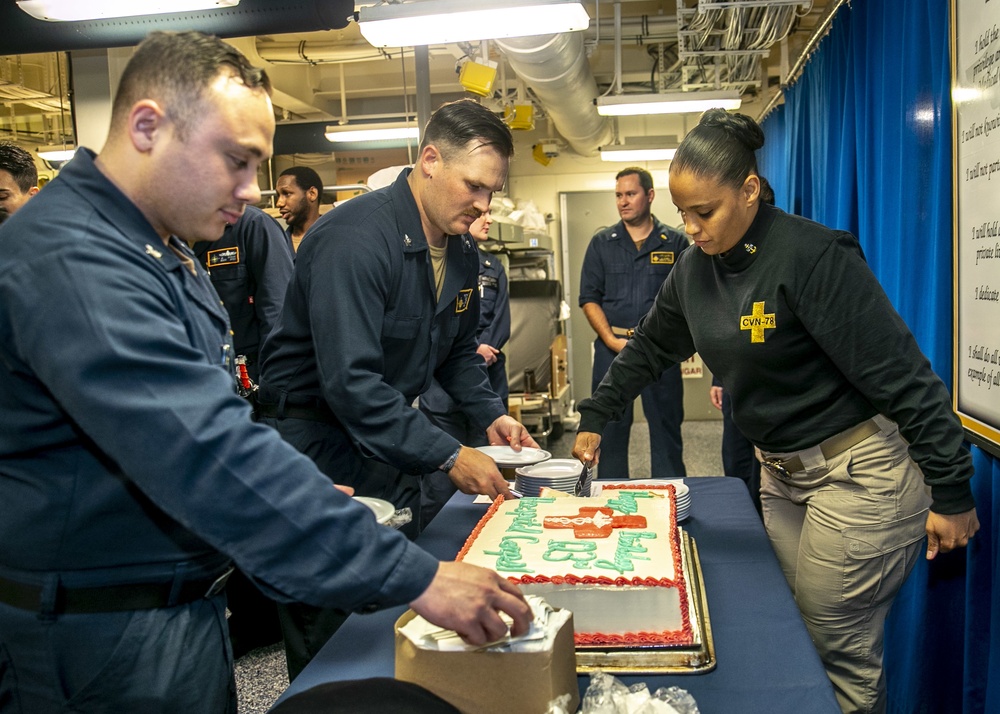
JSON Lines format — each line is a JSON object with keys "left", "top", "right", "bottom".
{"left": 573, "top": 531, "right": 716, "bottom": 675}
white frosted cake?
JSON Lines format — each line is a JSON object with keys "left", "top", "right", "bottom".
{"left": 457, "top": 484, "right": 694, "bottom": 647}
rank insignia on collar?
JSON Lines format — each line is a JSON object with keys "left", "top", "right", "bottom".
{"left": 455, "top": 288, "right": 473, "bottom": 313}
{"left": 403, "top": 234, "right": 412, "bottom": 247}
{"left": 145, "top": 244, "right": 163, "bottom": 260}
{"left": 744, "top": 243, "right": 757, "bottom": 254}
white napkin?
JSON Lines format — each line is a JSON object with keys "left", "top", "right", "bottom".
{"left": 399, "top": 595, "right": 569, "bottom": 653}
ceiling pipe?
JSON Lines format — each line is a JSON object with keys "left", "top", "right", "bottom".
{"left": 494, "top": 32, "right": 613, "bottom": 157}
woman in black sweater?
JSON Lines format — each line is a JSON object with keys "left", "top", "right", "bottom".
{"left": 574, "top": 109, "right": 979, "bottom": 714}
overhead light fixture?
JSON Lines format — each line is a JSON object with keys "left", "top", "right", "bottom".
{"left": 37, "top": 146, "right": 76, "bottom": 163}
{"left": 596, "top": 90, "right": 742, "bottom": 117}
{"left": 599, "top": 137, "right": 679, "bottom": 163}
{"left": 324, "top": 123, "right": 420, "bottom": 144}
{"left": 17, "top": 0, "right": 239, "bottom": 21}
{"left": 357, "top": 0, "right": 590, "bottom": 48}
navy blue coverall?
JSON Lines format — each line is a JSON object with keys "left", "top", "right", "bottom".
{"left": 578, "top": 217, "right": 688, "bottom": 479}
{"left": 0, "top": 150, "right": 439, "bottom": 712}
{"left": 418, "top": 247, "right": 510, "bottom": 524}
{"left": 257, "top": 167, "right": 506, "bottom": 676}
{"left": 192, "top": 204, "right": 295, "bottom": 657}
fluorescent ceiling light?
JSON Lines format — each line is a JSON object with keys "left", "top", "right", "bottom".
{"left": 357, "top": 0, "right": 590, "bottom": 48}
{"left": 37, "top": 146, "right": 76, "bottom": 162}
{"left": 17, "top": 0, "right": 239, "bottom": 21}
{"left": 596, "top": 90, "right": 742, "bottom": 116}
{"left": 599, "top": 137, "right": 678, "bottom": 163}
{"left": 325, "top": 124, "right": 420, "bottom": 143}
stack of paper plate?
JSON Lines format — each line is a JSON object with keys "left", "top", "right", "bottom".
{"left": 673, "top": 482, "right": 691, "bottom": 522}
{"left": 514, "top": 459, "right": 585, "bottom": 498}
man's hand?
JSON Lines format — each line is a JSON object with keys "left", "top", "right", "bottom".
{"left": 606, "top": 336, "right": 629, "bottom": 354}
{"left": 572, "top": 431, "right": 602, "bottom": 468}
{"left": 411, "top": 561, "right": 532, "bottom": 645}
{"left": 486, "top": 415, "right": 540, "bottom": 450}
{"left": 926, "top": 507, "right": 980, "bottom": 559}
{"left": 709, "top": 386, "right": 723, "bottom": 410}
{"left": 446, "top": 446, "right": 512, "bottom": 499}
{"left": 476, "top": 343, "right": 500, "bottom": 366}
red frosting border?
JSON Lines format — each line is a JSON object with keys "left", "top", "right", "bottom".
{"left": 457, "top": 487, "right": 694, "bottom": 648}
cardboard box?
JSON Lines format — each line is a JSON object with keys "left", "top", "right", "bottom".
{"left": 394, "top": 609, "right": 580, "bottom": 714}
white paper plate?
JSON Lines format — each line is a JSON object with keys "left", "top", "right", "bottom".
{"left": 515, "top": 458, "right": 583, "bottom": 478}
{"left": 354, "top": 496, "right": 395, "bottom": 524}
{"left": 476, "top": 445, "right": 552, "bottom": 468}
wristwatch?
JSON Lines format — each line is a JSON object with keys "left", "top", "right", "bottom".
{"left": 439, "top": 446, "right": 461, "bottom": 473}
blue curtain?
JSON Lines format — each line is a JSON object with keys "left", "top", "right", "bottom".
{"left": 758, "top": 1, "right": 1000, "bottom": 712}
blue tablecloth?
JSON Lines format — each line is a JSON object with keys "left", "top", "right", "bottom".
{"left": 273, "top": 477, "right": 839, "bottom": 713}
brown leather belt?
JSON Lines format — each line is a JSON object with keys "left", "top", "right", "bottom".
{"left": 760, "top": 418, "right": 882, "bottom": 478}
{"left": 0, "top": 566, "right": 234, "bottom": 614}
{"left": 611, "top": 326, "right": 635, "bottom": 338}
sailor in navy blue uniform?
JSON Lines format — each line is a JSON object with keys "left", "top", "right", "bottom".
{"left": 579, "top": 167, "right": 688, "bottom": 479}
{"left": 257, "top": 100, "right": 537, "bottom": 678}
{"left": 191, "top": 205, "right": 293, "bottom": 383}
{"left": 0, "top": 35, "right": 529, "bottom": 712}
{"left": 419, "top": 210, "right": 510, "bottom": 524}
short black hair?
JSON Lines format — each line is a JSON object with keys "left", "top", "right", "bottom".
{"left": 615, "top": 166, "right": 653, "bottom": 192}
{"left": 110, "top": 31, "right": 271, "bottom": 141}
{"left": 671, "top": 109, "right": 765, "bottom": 191}
{"left": 420, "top": 98, "right": 514, "bottom": 161}
{"left": 0, "top": 141, "right": 37, "bottom": 193}
{"left": 279, "top": 166, "right": 323, "bottom": 195}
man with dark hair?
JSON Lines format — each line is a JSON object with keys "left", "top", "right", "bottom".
{"left": 276, "top": 165, "right": 323, "bottom": 251}
{"left": 579, "top": 166, "right": 688, "bottom": 479}
{"left": 0, "top": 33, "right": 529, "bottom": 712}
{"left": 0, "top": 141, "right": 39, "bottom": 224}
{"left": 258, "top": 98, "right": 537, "bottom": 677}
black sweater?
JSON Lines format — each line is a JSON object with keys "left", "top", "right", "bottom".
{"left": 579, "top": 202, "right": 974, "bottom": 514}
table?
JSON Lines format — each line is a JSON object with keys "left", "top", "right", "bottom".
{"left": 273, "top": 477, "right": 839, "bottom": 713}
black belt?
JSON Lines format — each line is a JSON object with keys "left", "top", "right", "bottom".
{"left": 0, "top": 566, "right": 234, "bottom": 614}
{"left": 760, "top": 418, "right": 882, "bottom": 478}
{"left": 255, "top": 399, "right": 340, "bottom": 424}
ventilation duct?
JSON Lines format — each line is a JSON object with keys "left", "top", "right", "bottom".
{"left": 495, "top": 32, "right": 612, "bottom": 157}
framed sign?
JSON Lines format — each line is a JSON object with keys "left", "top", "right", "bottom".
{"left": 952, "top": 0, "right": 1000, "bottom": 457}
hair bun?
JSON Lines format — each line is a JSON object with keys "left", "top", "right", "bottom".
{"left": 698, "top": 109, "right": 764, "bottom": 152}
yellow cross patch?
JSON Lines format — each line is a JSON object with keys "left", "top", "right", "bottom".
{"left": 650, "top": 252, "right": 674, "bottom": 265}
{"left": 455, "top": 288, "right": 473, "bottom": 313}
{"left": 740, "top": 301, "right": 776, "bottom": 343}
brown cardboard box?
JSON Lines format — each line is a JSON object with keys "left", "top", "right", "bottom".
{"left": 394, "top": 609, "right": 580, "bottom": 714}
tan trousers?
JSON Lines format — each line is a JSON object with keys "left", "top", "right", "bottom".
{"left": 759, "top": 416, "right": 931, "bottom": 714}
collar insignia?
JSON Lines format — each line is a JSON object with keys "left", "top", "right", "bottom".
{"left": 744, "top": 243, "right": 757, "bottom": 254}
{"left": 145, "top": 244, "right": 163, "bottom": 260}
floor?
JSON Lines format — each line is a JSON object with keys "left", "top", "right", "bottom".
{"left": 234, "top": 419, "right": 725, "bottom": 713}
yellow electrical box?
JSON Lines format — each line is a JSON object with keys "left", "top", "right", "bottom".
{"left": 532, "top": 143, "right": 552, "bottom": 166}
{"left": 459, "top": 60, "right": 497, "bottom": 97}
{"left": 505, "top": 104, "right": 535, "bottom": 131}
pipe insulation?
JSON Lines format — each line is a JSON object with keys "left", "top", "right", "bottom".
{"left": 495, "top": 32, "right": 613, "bottom": 157}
